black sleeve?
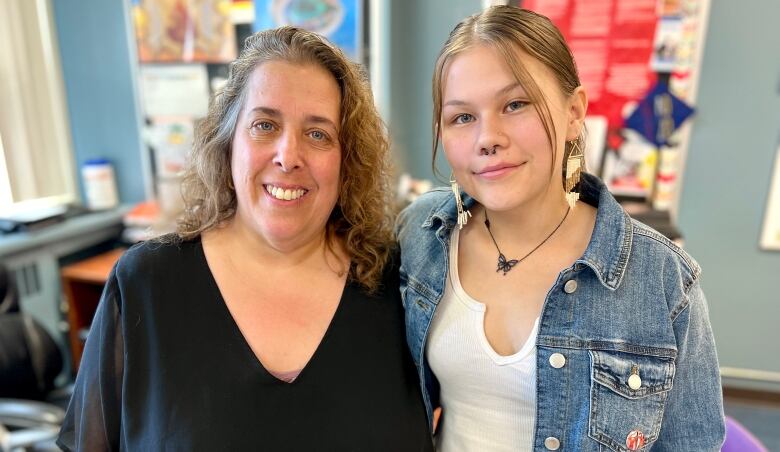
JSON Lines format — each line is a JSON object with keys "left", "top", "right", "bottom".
{"left": 57, "top": 267, "right": 124, "bottom": 452}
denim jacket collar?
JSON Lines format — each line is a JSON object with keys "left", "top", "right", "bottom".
{"left": 420, "top": 173, "right": 632, "bottom": 291}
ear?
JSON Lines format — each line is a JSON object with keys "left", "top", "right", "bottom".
{"left": 565, "top": 86, "right": 588, "bottom": 140}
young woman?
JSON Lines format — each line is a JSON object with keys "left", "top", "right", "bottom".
{"left": 397, "top": 6, "right": 724, "bottom": 451}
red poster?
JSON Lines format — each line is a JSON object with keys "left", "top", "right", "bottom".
{"left": 522, "top": 0, "right": 658, "bottom": 146}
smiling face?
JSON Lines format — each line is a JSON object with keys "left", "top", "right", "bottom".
{"left": 440, "top": 44, "right": 584, "bottom": 213}
{"left": 230, "top": 60, "right": 342, "bottom": 251}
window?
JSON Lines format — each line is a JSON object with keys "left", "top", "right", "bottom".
{"left": 0, "top": 0, "right": 77, "bottom": 214}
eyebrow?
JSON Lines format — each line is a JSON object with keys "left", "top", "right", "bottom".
{"left": 442, "top": 81, "right": 526, "bottom": 107}
{"left": 248, "top": 106, "right": 339, "bottom": 130}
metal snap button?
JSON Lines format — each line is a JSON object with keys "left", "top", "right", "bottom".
{"left": 544, "top": 436, "right": 561, "bottom": 450}
{"left": 628, "top": 373, "right": 642, "bottom": 390}
{"left": 549, "top": 353, "right": 566, "bottom": 369}
{"left": 563, "top": 279, "right": 578, "bottom": 294}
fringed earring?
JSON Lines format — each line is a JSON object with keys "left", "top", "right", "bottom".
{"left": 562, "top": 139, "right": 584, "bottom": 208}
{"left": 450, "top": 173, "right": 471, "bottom": 229}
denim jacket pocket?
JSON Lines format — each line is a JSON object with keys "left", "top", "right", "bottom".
{"left": 588, "top": 350, "right": 675, "bottom": 451}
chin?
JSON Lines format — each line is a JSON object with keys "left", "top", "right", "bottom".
{"left": 470, "top": 190, "right": 525, "bottom": 212}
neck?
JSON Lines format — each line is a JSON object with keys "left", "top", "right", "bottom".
{"left": 480, "top": 188, "right": 572, "bottom": 248}
{"left": 217, "top": 216, "right": 346, "bottom": 277}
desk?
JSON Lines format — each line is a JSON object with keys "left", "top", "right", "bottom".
{"left": 0, "top": 207, "right": 128, "bottom": 372}
{"left": 60, "top": 248, "right": 125, "bottom": 371}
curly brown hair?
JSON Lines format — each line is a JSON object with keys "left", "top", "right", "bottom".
{"left": 177, "top": 26, "right": 394, "bottom": 292}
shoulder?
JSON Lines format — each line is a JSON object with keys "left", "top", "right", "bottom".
{"left": 115, "top": 233, "right": 201, "bottom": 282}
{"left": 396, "top": 188, "right": 450, "bottom": 239}
{"left": 626, "top": 219, "right": 703, "bottom": 318}
{"left": 630, "top": 219, "right": 701, "bottom": 286}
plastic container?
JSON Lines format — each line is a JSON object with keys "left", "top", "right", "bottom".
{"left": 81, "top": 159, "right": 119, "bottom": 210}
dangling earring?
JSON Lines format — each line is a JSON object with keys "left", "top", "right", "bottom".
{"left": 562, "top": 139, "right": 584, "bottom": 208}
{"left": 450, "top": 173, "right": 471, "bottom": 229}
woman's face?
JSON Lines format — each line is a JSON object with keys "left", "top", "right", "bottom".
{"left": 440, "top": 44, "right": 584, "bottom": 212}
{"left": 231, "top": 60, "right": 342, "bottom": 250}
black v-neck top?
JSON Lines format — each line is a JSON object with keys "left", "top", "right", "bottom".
{"left": 57, "top": 237, "right": 433, "bottom": 451}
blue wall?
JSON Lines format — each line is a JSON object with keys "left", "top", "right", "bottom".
{"left": 52, "top": 0, "right": 147, "bottom": 204}
{"left": 678, "top": 1, "right": 780, "bottom": 376}
{"left": 387, "top": 0, "right": 481, "bottom": 183}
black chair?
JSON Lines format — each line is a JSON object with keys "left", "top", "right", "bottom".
{"left": 0, "top": 265, "right": 65, "bottom": 451}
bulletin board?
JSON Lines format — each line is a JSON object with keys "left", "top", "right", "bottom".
{"left": 521, "top": 0, "right": 710, "bottom": 211}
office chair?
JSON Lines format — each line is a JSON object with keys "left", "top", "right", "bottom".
{"left": 0, "top": 265, "right": 65, "bottom": 451}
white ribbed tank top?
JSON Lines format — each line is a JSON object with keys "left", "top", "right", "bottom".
{"left": 426, "top": 228, "right": 538, "bottom": 451}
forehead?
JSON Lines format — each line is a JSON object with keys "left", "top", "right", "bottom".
{"left": 441, "top": 44, "right": 556, "bottom": 102}
{"left": 244, "top": 60, "right": 341, "bottom": 119}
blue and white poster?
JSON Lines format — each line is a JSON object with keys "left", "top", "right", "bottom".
{"left": 253, "top": 0, "right": 362, "bottom": 62}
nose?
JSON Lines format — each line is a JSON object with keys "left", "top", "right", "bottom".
{"left": 272, "top": 130, "right": 303, "bottom": 172}
{"left": 476, "top": 114, "right": 509, "bottom": 155}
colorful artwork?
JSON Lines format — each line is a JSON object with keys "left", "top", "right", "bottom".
{"left": 624, "top": 81, "right": 694, "bottom": 148}
{"left": 253, "top": 0, "right": 362, "bottom": 61}
{"left": 132, "top": 0, "right": 237, "bottom": 63}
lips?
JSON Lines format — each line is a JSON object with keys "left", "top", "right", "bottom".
{"left": 475, "top": 162, "right": 523, "bottom": 178}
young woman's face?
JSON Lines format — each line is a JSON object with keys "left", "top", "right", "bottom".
{"left": 230, "top": 60, "right": 342, "bottom": 250}
{"left": 440, "top": 44, "right": 584, "bottom": 212}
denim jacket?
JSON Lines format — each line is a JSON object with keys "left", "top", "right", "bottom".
{"left": 396, "top": 174, "right": 725, "bottom": 451}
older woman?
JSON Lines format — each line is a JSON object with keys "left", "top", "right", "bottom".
{"left": 57, "top": 27, "right": 432, "bottom": 451}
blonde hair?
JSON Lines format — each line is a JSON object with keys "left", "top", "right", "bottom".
{"left": 177, "top": 26, "right": 394, "bottom": 292}
{"left": 432, "top": 6, "right": 584, "bottom": 176}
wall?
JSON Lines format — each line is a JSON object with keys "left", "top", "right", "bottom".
{"left": 678, "top": 0, "right": 780, "bottom": 384}
{"left": 387, "top": 0, "right": 481, "bottom": 183}
{"left": 52, "top": 0, "right": 149, "bottom": 205}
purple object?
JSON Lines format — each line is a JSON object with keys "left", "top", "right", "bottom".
{"left": 722, "top": 416, "right": 768, "bottom": 452}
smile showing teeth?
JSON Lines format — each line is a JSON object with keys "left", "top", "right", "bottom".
{"left": 264, "top": 184, "right": 307, "bottom": 201}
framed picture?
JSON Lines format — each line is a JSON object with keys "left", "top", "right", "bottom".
{"left": 253, "top": 0, "right": 363, "bottom": 62}
{"left": 132, "top": 0, "right": 237, "bottom": 63}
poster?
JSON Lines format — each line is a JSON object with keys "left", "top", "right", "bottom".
{"left": 253, "top": 0, "right": 362, "bottom": 62}
{"left": 132, "top": 0, "right": 237, "bottom": 63}
{"left": 760, "top": 146, "right": 780, "bottom": 251}
{"left": 522, "top": 0, "right": 659, "bottom": 144}
{"left": 522, "top": 0, "right": 708, "bottom": 207}
{"left": 139, "top": 64, "right": 211, "bottom": 117}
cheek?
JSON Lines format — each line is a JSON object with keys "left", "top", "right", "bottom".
{"left": 231, "top": 139, "right": 268, "bottom": 178}
{"left": 442, "top": 133, "right": 472, "bottom": 170}
{"left": 313, "top": 153, "right": 342, "bottom": 197}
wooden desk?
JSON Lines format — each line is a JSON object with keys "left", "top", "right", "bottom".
{"left": 61, "top": 248, "right": 125, "bottom": 371}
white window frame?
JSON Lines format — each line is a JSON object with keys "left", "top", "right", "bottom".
{"left": 0, "top": 0, "right": 77, "bottom": 213}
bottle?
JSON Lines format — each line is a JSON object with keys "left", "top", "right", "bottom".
{"left": 81, "top": 159, "right": 119, "bottom": 210}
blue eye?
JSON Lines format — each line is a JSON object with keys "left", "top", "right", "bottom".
{"left": 309, "top": 130, "right": 325, "bottom": 140}
{"left": 453, "top": 113, "right": 474, "bottom": 124}
{"left": 506, "top": 100, "right": 528, "bottom": 112}
{"left": 252, "top": 121, "right": 275, "bottom": 132}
